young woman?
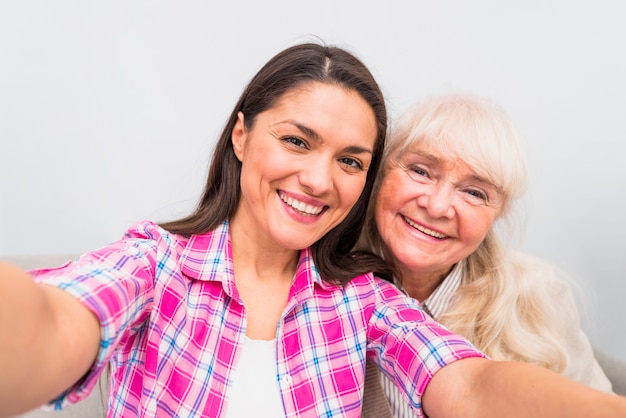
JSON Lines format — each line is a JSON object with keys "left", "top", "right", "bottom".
{"left": 1, "top": 45, "right": 625, "bottom": 418}
{"left": 360, "top": 92, "right": 612, "bottom": 417}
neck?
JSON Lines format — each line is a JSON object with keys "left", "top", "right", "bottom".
{"left": 397, "top": 266, "right": 453, "bottom": 303}
{"left": 229, "top": 217, "right": 299, "bottom": 283}
{"left": 228, "top": 217, "right": 298, "bottom": 340}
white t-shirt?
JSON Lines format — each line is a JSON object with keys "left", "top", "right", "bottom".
{"left": 225, "top": 336, "right": 284, "bottom": 417}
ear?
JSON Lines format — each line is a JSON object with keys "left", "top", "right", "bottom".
{"left": 231, "top": 111, "right": 246, "bottom": 162}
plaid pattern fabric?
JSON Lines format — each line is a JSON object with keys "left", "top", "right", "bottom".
{"left": 380, "top": 262, "right": 466, "bottom": 417}
{"left": 32, "top": 221, "right": 484, "bottom": 417}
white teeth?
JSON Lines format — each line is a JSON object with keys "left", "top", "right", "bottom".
{"left": 403, "top": 216, "right": 446, "bottom": 239}
{"left": 280, "top": 193, "right": 324, "bottom": 216}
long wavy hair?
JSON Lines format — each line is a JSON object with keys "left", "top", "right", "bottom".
{"left": 160, "top": 42, "right": 393, "bottom": 284}
{"left": 359, "top": 92, "right": 571, "bottom": 372}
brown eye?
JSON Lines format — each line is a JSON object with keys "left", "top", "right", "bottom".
{"left": 283, "top": 136, "right": 308, "bottom": 149}
{"left": 339, "top": 157, "right": 364, "bottom": 170}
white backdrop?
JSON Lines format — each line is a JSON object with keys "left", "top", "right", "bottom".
{"left": 1, "top": 1, "right": 625, "bottom": 362}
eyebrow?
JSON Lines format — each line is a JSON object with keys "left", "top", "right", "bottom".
{"left": 281, "top": 119, "right": 374, "bottom": 155}
{"left": 289, "top": 120, "right": 320, "bottom": 141}
{"left": 406, "top": 149, "right": 441, "bottom": 163}
{"left": 468, "top": 175, "right": 499, "bottom": 190}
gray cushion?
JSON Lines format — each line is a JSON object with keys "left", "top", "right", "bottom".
{"left": 593, "top": 347, "right": 626, "bottom": 396}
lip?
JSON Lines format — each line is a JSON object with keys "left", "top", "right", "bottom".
{"left": 401, "top": 215, "right": 448, "bottom": 240}
{"left": 278, "top": 190, "right": 328, "bottom": 219}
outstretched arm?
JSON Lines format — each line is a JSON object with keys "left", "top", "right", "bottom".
{"left": 423, "top": 357, "right": 626, "bottom": 418}
{"left": 0, "top": 261, "right": 100, "bottom": 417}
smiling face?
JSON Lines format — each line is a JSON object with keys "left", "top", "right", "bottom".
{"left": 231, "top": 81, "right": 377, "bottom": 252}
{"left": 375, "top": 145, "right": 504, "bottom": 285}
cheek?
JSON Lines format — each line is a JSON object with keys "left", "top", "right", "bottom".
{"left": 460, "top": 211, "right": 496, "bottom": 245}
{"left": 340, "top": 177, "right": 367, "bottom": 208}
{"left": 376, "top": 174, "right": 404, "bottom": 214}
{"left": 241, "top": 151, "right": 279, "bottom": 182}
{"left": 374, "top": 186, "right": 398, "bottom": 240}
{"left": 342, "top": 183, "right": 363, "bottom": 211}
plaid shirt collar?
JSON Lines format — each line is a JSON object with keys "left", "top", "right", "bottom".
{"left": 179, "top": 220, "right": 335, "bottom": 302}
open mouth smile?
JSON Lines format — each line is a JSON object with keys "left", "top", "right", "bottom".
{"left": 279, "top": 192, "right": 326, "bottom": 216}
{"left": 402, "top": 215, "right": 447, "bottom": 239}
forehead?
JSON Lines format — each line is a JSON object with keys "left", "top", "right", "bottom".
{"left": 267, "top": 82, "right": 378, "bottom": 144}
{"left": 395, "top": 144, "right": 455, "bottom": 168}
{"left": 276, "top": 81, "right": 370, "bottom": 112}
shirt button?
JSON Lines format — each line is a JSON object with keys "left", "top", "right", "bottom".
{"left": 282, "top": 374, "right": 292, "bottom": 385}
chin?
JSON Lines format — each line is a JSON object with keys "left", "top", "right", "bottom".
{"left": 275, "top": 236, "right": 318, "bottom": 252}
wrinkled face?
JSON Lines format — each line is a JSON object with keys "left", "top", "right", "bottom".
{"left": 231, "top": 82, "right": 377, "bottom": 251}
{"left": 375, "top": 146, "right": 503, "bottom": 282}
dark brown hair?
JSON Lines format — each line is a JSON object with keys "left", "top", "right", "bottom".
{"left": 160, "top": 42, "right": 392, "bottom": 283}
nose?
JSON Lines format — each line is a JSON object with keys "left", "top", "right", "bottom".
{"left": 299, "top": 157, "right": 334, "bottom": 195}
{"left": 417, "top": 183, "right": 455, "bottom": 219}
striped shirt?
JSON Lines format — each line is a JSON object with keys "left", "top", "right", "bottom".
{"left": 32, "top": 221, "right": 482, "bottom": 417}
{"left": 381, "top": 262, "right": 464, "bottom": 418}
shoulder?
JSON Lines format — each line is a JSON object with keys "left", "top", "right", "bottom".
{"left": 319, "top": 273, "right": 423, "bottom": 323}
{"left": 346, "top": 274, "right": 437, "bottom": 331}
{"left": 341, "top": 273, "right": 411, "bottom": 303}
{"left": 121, "top": 220, "right": 195, "bottom": 257}
{"left": 124, "top": 220, "right": 188, "bottom": 244}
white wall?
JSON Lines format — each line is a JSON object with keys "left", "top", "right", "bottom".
{"left": 1, "top": 1, "right": 624, "bottom": 362}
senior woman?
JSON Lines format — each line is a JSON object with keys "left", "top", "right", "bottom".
{"left": 359, "top": 92, "right": 612, "bottom": 418}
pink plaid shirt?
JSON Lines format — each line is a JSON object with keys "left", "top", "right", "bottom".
{"left": 33, "top": 221, "right": 483, "bottom": 417}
